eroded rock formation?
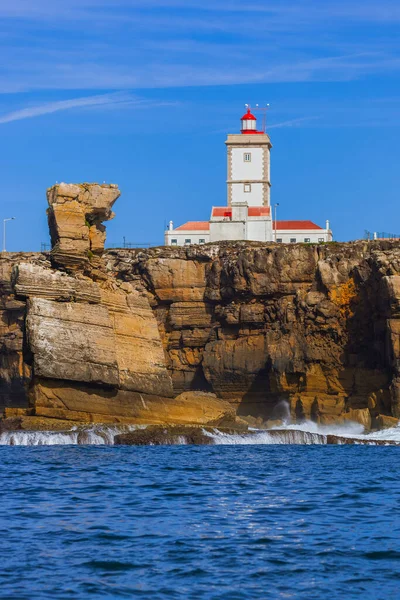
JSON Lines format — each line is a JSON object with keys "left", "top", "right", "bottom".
{"left": 1, "top": 182, "right": 400, "bottom": 431}
{"left": 47, "top": 182, "right": 120, "bottom": 271}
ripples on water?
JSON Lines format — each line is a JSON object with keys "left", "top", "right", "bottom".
{"left": 1, "top": 446, "right": 400, "bottom": 599}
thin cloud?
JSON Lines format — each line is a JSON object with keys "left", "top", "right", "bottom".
{"left": 0, "top": 0, "right": 400, "bottom": 95}
{"left": 0, "top": 92, "right": 166, "bottom": 124}
{"left": 0, "top": 93, "right": 122, "bottom": 124}
{"left": 269, "top": 116, "right": 320, "bottom": 129}
{"left": 0, "top": 52, "right": 392, "bottom": 96}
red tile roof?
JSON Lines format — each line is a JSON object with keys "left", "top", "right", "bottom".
{"left": 248, "top": 206, "right": 271, "bottom": 217}
{"left": 211, "top": 206, "right": 271, "bottom": 218}
{"left": 274, "top": 220, "right": 323, "bottom": 230}
{"left": 212, "top": 207, "right": 232, "bottom": 218}
{"left": 173, "top": 217, "right": 322, "bottom": 232}
{"left": 175, "top": 221, "right": 210, "bottom": 231}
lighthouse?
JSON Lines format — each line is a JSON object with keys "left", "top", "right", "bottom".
{"left": 164, "top": 106, "right": 333, "bottom": 246}
{"left": 226, "top": 107, "right": 272, "bottom": 209}
{"left": 207, "top": 107, "right": 273, "bottom": 242}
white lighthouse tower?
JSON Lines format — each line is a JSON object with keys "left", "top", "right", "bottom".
{"left": 226, "top": 107, "right": 272, "bottom": 208}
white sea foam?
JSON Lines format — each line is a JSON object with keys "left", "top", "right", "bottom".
{"left": 203, "top": 428, "right": 327, "bottom": 445}
{"left": 205, "top": 420, "right": 400, "bottom": 446}
{"left": 363, "top": 426, "right": 400, "bottom": 442}
{"left": 0, "top": 420, "right": 400, "bottom": 446}
{"left": 0, "top": 425, "right": 138, "bottom": 446}
{"left": 282, "top": 420, "right": 400, "bottom": 443}
{"left": 275, "top": 420, "right": 365, "bottom": 436}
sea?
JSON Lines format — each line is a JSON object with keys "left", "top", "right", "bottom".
{"left": 1, "top": 423, "right": 400, "bottom": 599}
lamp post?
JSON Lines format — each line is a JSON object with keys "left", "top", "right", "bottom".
{"left": 2, "top": 217, "right": 16, "bottom": 252}
{"left": 273, "top": 203, "right": 279, "bottom": 242}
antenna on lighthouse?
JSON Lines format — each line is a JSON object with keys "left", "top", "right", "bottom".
{"left": 244, "top": 103, "right": 270, "bottom": 133}
{"left": 257, "top": 103, "right": 270, "bottom": 133}
{"left": 263, "top": 104, "right": 270, "bottom": 133}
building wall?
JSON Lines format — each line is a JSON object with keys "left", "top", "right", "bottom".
{"left": 247, "top": 218, "right": 273, "bottom": 242}
{"left": 165, "top": 230, "right": 210, "bottom": 246}
{"left": 210, "top": 217, "right": 273, "bottom": 242}
{"left": 231, "top": 203, "right": 248, "bottom": 221}
{"left": 231, "top": 182, "right": 264, "bottom": 206}
{"left": 231, "top": 147, "right": 264, "bottom": 182}
{"left": 165, "top": 225, "right": 332, "bottom": 246}
{"left": 275, "top": 229, "right": 331, "bottom": 244}
{"left": 210, "top": 220, "right": 245, "bottom": 243}
{"left": 226, "top": 134, "right": 272, "bottom": 208}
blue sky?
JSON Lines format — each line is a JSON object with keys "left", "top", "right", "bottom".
{"left": 1, "top": 0, "right": 400, "bottom": 250}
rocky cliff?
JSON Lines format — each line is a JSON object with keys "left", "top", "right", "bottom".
{"left": 1, "top": 183, "right": 400, "bottom": 430}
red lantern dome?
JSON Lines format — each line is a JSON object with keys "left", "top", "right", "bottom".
{"left": 241, "top": 107, "right": 258, "bottom": 134}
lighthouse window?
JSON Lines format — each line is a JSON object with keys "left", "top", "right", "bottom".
{"left": 290, "top": 238, "right": 296, "bottom": 243}
{"left": 199, "top": 239, "right": 205, "bottom": 244}
{"left": 244, "top": 183, "right": 251, "bottom": 193}
{"left": 171, "top": 239, "right": 177, "bottom": 245}
{"left": 244, "top": 153, "right": 251, "bottom": 162}
{"left": 184, "top": 239, "right": 191, "bottom": 245}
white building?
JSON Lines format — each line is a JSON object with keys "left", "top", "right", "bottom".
{"left": 165, "top": 107, "right": 332, "bottom": 246}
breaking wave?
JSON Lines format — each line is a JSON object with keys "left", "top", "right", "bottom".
{"left": 0, "top": 425, "right": 137, "bottom": 446}
{"left": 206, "top": 420, "right": 400, "bottom": 445}
{"left": 1, "top": 421, "right": 400, "bottom": 446}
{"left": 204, "top": 428, "right": 327, "bottom": 445}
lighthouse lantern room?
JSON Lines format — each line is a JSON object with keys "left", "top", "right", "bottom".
{"left": 240, "top": 107, "right": 262, "bottom": 134}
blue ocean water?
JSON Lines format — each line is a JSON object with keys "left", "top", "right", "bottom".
{"left": 0, "top": 446, "right": 399, "bottom": 600}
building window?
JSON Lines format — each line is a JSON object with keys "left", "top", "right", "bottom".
{"left": 290, "top": 238, "right": 296, "bottom": 243}
{"left": 318, "top": 238, "right": 324, "bottom": 243}
{"left": 244, "top": 183, "right": 251, "bottom": 193}
{"left": 276, "top": 238, "right": 283, "bottom": 243}
{"left": 184, "top": 239, "right": 191, "bottom": 245}
{"left": 199, "top": 239, "right": 205, "bottom": 244}
{"left": 171, "top": 239, "right": 177, "bottom": 245}
{"left": 304, "top": 238, "right": 310, "bottom": 243}
{"left": 244, "top": 153, "right": 251, "bottom": 162}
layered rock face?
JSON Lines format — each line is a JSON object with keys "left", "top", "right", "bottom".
{"left": 107, "top": 241, "right": 400, "bottom": 429}
{"left": 1, "top": 182, "right": 400, "bottom": 430}
{"left": 0, "top": 253, "right": 48, "bottom": 409}
{"left": 0, "top": 184, "right": 233, "bottom": 427}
